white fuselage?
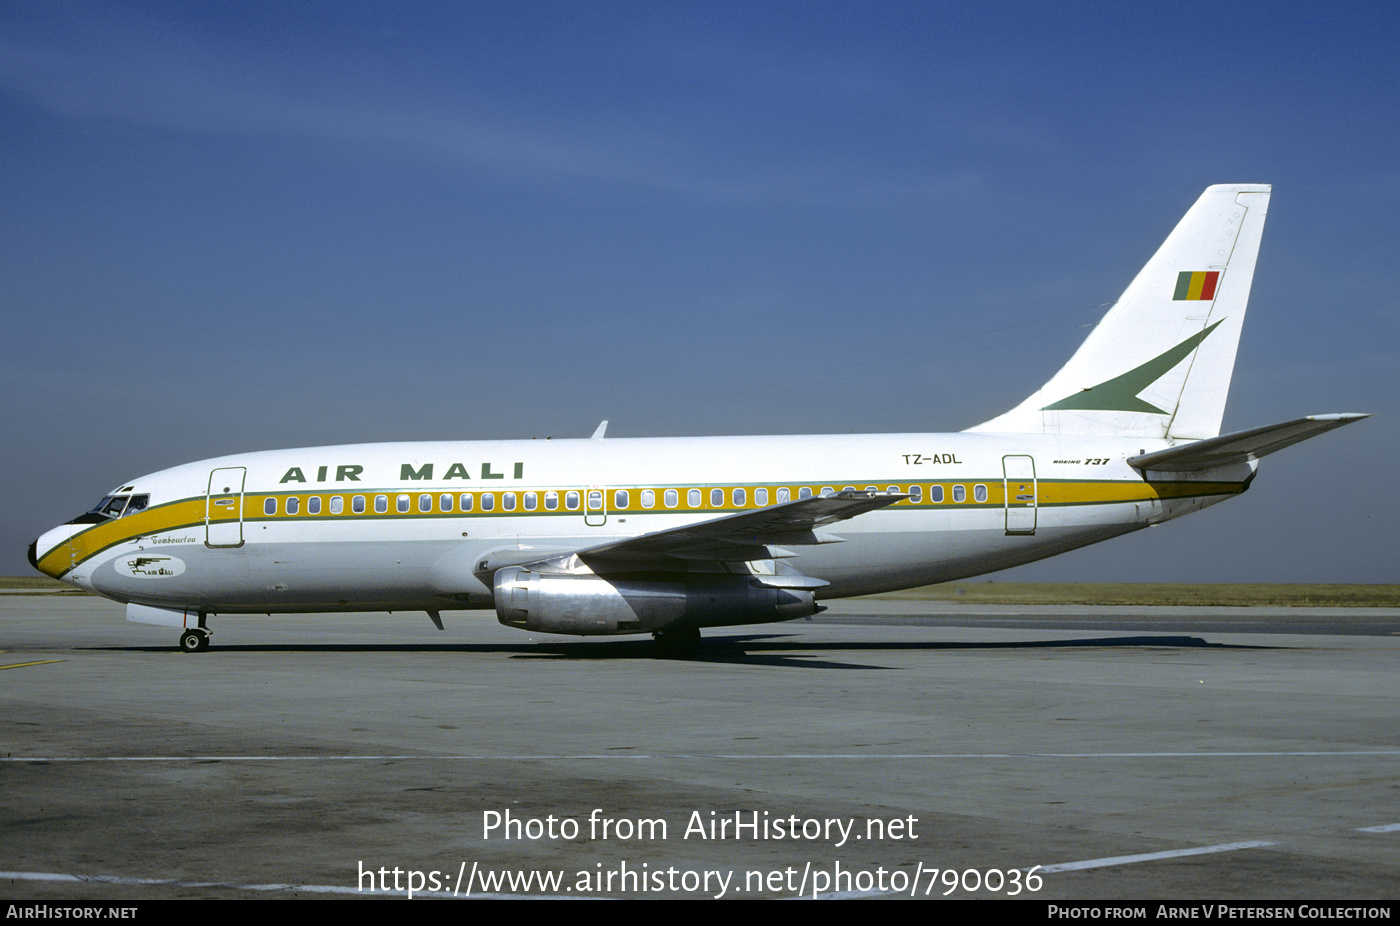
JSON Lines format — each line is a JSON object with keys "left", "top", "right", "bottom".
{"left": 33, "top": 431, "right": 1250, "bottom": 618}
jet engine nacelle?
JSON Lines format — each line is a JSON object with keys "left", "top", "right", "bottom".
{"left": 492, "top": 565, "right": 819, "bottom": 636}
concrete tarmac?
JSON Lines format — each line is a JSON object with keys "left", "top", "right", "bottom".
{"left": 2, "top": 595, "right": 1397, "bottom": 900}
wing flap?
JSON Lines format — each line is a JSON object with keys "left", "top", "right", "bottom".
{"left": 534, "top": 490, "right": 908, "bottom": 571}
{"left": 582, "top": 490, "right": 908, "bottom": 566}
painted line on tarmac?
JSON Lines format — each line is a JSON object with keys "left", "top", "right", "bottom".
{"left": 2, "top": 870, "right": 363, "bottom": 895}
{"left": 1036, "top": 840, "right": 1279, "bottom": 873}
{"left": 3, "top": 750, "right": 1399, "bottom": 762}
{"left": 0, "top": 870, "right": 558, "bottom": 899}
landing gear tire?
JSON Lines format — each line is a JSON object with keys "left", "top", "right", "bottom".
{"left": 180, "top": 629, "right": 210, "bottom": 653}
{"left": 653, "top": 626, "right": 701, "bottom": 658}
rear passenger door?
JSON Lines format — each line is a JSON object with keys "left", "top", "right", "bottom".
{"left": 1002, "top": 455, "right": 1037, "bottom": 535}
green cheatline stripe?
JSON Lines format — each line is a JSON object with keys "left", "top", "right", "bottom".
{"left": 1043, "top": 319, "right": 1225, "bottom": 414}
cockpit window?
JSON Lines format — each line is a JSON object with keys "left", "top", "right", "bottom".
{"left": 83, "top": 493, "right": 151, "bottom": 522}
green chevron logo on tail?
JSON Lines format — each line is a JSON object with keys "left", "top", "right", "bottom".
{"left": 1042, "top": 318, "right": 1225, "bottom": 414}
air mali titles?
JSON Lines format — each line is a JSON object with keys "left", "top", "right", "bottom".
{"left": 279, "top": 462, "right": 526, "bottom": 484}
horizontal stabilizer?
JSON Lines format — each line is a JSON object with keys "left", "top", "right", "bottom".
{"left": 1127, "top": 414, "right": 1369, "bottom": 472}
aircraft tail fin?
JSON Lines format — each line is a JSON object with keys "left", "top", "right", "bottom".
{"left": 969, "top": 184, "right": 1271, "bottom": 439}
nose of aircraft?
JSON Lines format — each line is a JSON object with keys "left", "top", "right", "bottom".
{"left": 30, "top": 523, "right": 85, "bottom": 579}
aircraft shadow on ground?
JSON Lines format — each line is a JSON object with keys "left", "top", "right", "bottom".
{"left": 102, "top": 632, "right": 1273, "bottom": 670}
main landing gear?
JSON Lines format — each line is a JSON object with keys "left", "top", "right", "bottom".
{"left": 179, "top": 628, "right": 211, "bottom": 653}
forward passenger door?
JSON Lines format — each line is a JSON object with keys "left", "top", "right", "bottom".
{"left": 206, "top": 467, "right": 247, "bottom": 547}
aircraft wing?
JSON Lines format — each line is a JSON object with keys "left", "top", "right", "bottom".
{"left": 569, "top": 490, "right": 909, "bottom": 569}
{"left": 1128, "top": 414, "right": 1369, "bottom": 473}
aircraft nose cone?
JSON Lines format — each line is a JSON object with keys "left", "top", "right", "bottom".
{"left": 31, "top": 523, "right": 84, "bottom": 579}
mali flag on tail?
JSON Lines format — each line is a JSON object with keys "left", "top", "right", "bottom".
{"left": 1174, "top": 270, "right": 1220, "bottom": 301}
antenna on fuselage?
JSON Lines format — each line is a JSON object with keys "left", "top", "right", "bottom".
{"left": 591, "top": 420, "right": 608, "bottom": 440}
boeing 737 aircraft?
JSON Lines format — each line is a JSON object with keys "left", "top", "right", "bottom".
{"left": 30, "top": 184, "right": 1366, "bottom": 654}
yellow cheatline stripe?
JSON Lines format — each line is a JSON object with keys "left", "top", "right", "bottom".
{"left": 249, "top": 479, "right": 1241, "bottom": 516}
{"left": 36, "top": 497, "right": 207, "bottom": 578}
{"left": 0, "top": 660, "right": 65, "bottom": 670}
{"left": 40, "top": 477, "right": 1246, "bottom": 577}
{"left": 1046, "top": 479, "right": 1242, "bottom": 506}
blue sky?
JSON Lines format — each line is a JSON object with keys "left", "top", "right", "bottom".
{"left": 3, "top": 1, "right": 1395, "bottom": 582}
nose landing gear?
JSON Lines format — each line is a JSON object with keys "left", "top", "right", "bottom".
{"left": 179, "top": 628, "right": 211, "bottom": 652}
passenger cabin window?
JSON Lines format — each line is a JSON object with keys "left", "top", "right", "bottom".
{"left": 641, "top": 489, "right": 655, "bottom": 509}
{"left": 952, "top": 485, "right": 966, "bottom": 503}
{"left": 754, "top": 488, "right": 768, "bottom": 506}
{"left": 565, "top": 491, "right": 580, "bottom": 510}
{"left": 439, "top": 494, "right": 453, "bottom": 512}
{"left": 330, "top": 496, "right": 344, "bottom": 514}
{"left": 929, "top": 485, "right": 944, "bottom": 503}
{"left": 974, "top": 484, "right": 988, "bottom": 503}
{"left": 798, "top": 487, "right": 813, "bottom": 500}
{"left": 352, "top": 495, "right": 366, "bottom": 513}
{"left": 480, "top": 493, "right": 494, "bottom": 511}
{"left": 687, "top": 488, "right": 701, "bottom": 508}
{"left": 264, "top": 498, "right": 277, "bottom": 516}
{"left": 286, "top": 496, "right": 300, "bottom": 515}
{"left": 587, "top": 490, "right": 601, "bottom": 511}
{"left": 710, "top": 488, "right": 723, "bottom": 507}
{"left": 545, "top": 491, "right": 558, "bottom": 511}
{"left": 459, "top": 493, "right": 473, "bottom": 512}
{"left": 614, "top": 490, "right": 629, "bottom": 509}
{"left": 820, "top": 487, "right": 835, "bottom": 497}
{"left": 307, "top": 496, "right": 320, "bottom": 514}
{"left": 664, "top": 489, "right": 678, "bottom": 508}
{"left": 524, "top": 492, "right": 537, "bottom": 511}
{"left": 375, "top": 495, "right": 388, "bottom": 514}
{"left": 777, "top": 487, "right": 791, "bottom": 503}
{"left": 909, "top": 485, "right": 923, "bottom": 503}
{"left": 395, "top": 494, "right": 408, "bottom": 513}
{"left": 420, "top": 494, "right": 432, "bottom": 513}
{"left": 732, "top": 487, "right": 746, "bottom": 507}
{"left": 503, "top": 492, "right": 516, "bottom": 511}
